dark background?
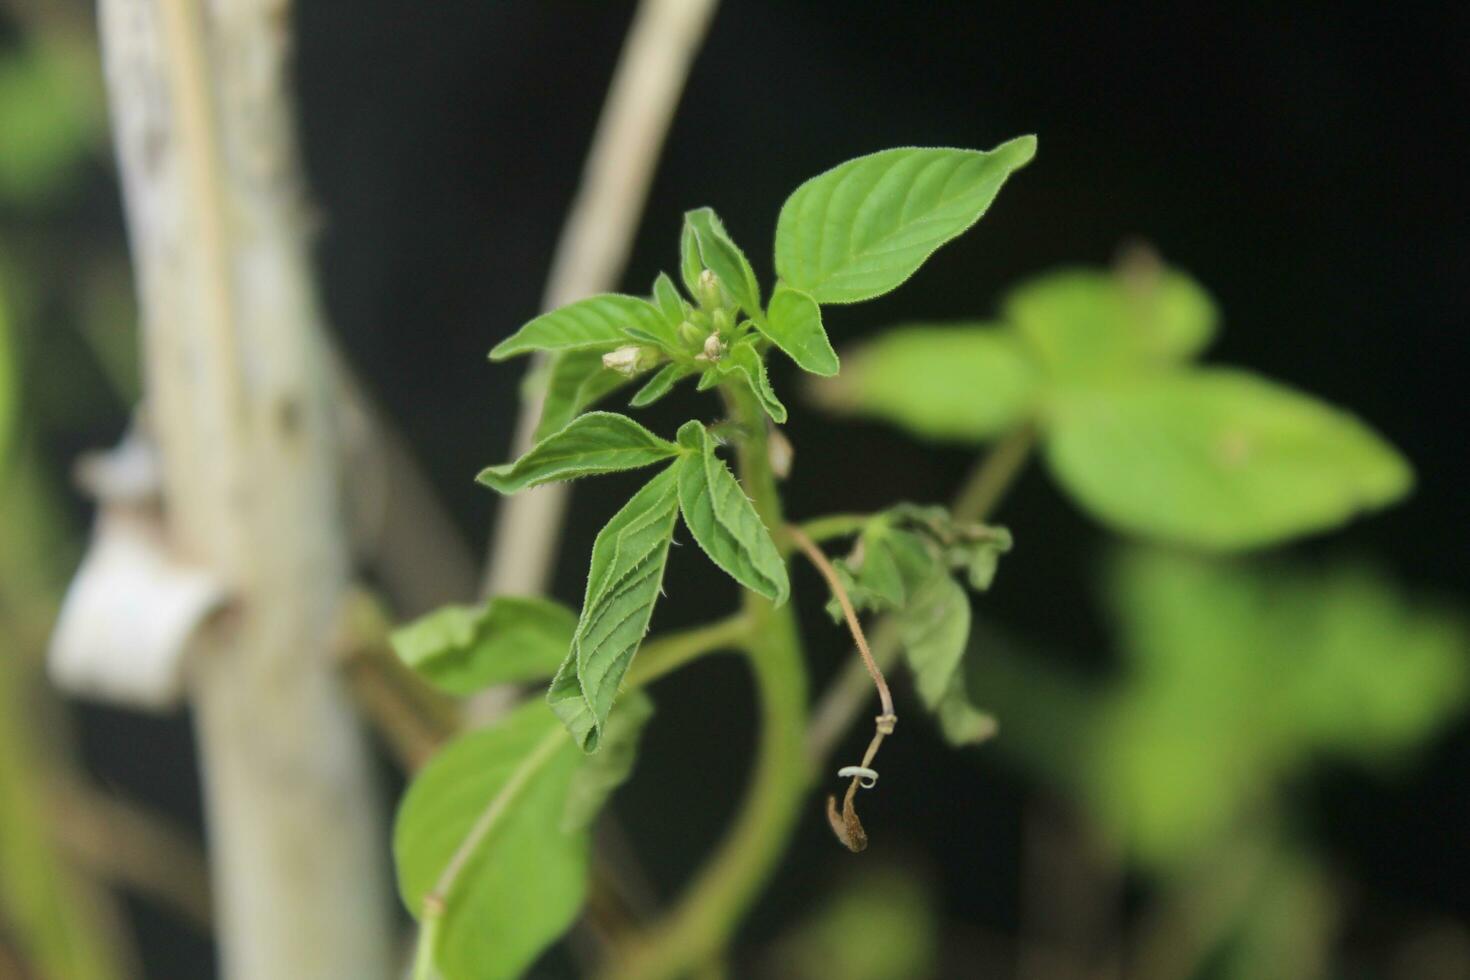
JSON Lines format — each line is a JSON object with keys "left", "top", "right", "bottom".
{"left": 59, "top": 2, "right": 1470, "bottom": 976}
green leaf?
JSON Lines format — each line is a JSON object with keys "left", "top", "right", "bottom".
{"left": 762, "top": 286, "right": 838, "bottom": 376}
{"left": 1005, "top": 263, "right": 1217, "bottom": 381}
{"left": 935, "top": 681, "right": 998, "bottom": 746}
{"left": 0, "top": 39, "right": 102, "bottom": 203}
{"left": 628, "top": 362, "right": 694, "bottom": 408}
{"left": 1095, "top": 548, "right": 1469, "bottom": 865}
{"left": 477, "top": 412, "right": 681, "bottom": 494}
{"left": 680, "top": 222, "right": 704, "bottom": 296}
{"left": 774, "top": 138, "right": 1036, "bottom": 304}
{"left": 652, "top": 272, "right": 687, "bottom": 326}
{"left": 562, "top": 692, "right": 654, "bottom": 831}
{"left": 534, "top": 350, "right": 632, "bottom": 442}
{"left": 674, "top": 421, "right": 790, "bottom": 604}
{"left": 490, "top": 294, "right": 668, "bottom": 360}
{"left": 393, "top": 697, "right": 650, "bottom": 980}
{"left": 391, "top": 597, "right": 577, "bottom": 696}
{"left": 684, "top": 207, "right": 761, "bottom": 317}
{"left": 1044, "top": 369, "right": 1414, "bottom": 550}
{"left": 898, "top": 572, "right": 971, "bottom": 709}
{"left": 548, "top": 467, "right": 680, "bottom": 751}
{"left": 716, "top": 338, "right": 788, "bottom": 423}
{"left": 776, "top": 866, "right": 939, "bottom": 980}
{"left": 811, "top": 324, "right": 1040, "bottom": 441}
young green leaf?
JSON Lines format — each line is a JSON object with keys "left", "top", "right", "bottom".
{"left": 1005, "top": 264, "right": 1217, "bottom": 381}
{"left": 674, "top": 421, "right": 790, "bottom": 604}
{"left": 628, "top": 362, "right": 694, "bottom": 408}
{"left": 680, "top": 221, "right": 704, "bottom": 296}
{"left": 652, "top": 272, "right": 687, "bottom": 326}
{"left": 717, "top": 338, "right": 788, "bottom": 423}
{"left": 393, "top": 696, "right": 650, "bottom": 980}
{"left": 391, "top": 597, "right": 577, "bottom": 696}
{"left": 548, "top": 466, "right": 680, "bottom": 751}
{"left": 489, "top": 294, "right": 669, "bottom": 360}
{"left": 774, "top": 137, "right": 1037, "bottom": 304}
{"left": 477, "top": 412, "right": 681, "bottom": 494}
{"left": 684, "top": 207, "right": 762, "bottom": 317}
{"left": 763, "top": 286, "right": 839, "bottom": 376}
{"left": 1044, "top": 369, "right": 1414, "bottom": 550}
{"left": 811, "top": 324, "right": 1041, "bottom": 441}
{"left": 534, "top": 350, "right": 633, "bottom": 441}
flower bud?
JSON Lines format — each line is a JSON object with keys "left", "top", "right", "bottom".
{"left": 711, "top": 308, "right": 731, "bottom": 336}
{"left": 601, "top": 345, "right": 659, "bottom": 376}
{"left": 702, "top": 333, "right": 726, "bottom": 361}
{"left": 677, "top": 320, "right": 705, "bottom": 348}
{"left": 698, "top": 268, "right": 723, "bottom": 310}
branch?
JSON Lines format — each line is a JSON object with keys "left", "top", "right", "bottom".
{"left": 481, "top": 0, "right": 720, "bottom": 599}
{"left": 804, "top": 425, "right": 1037, "bottom": 765}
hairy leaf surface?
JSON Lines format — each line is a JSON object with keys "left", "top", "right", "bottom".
{"left": 548, "top": 467, "right": 680, "bottom": 751}
{"left": 391, "top": 597, "right": 576, "bottom": 695}
{"left": 629, "top": 362, "right": 694, "bottom": 408}
{"left": 534, "top": 350, "right": 632, "bottom": 441}
{"left": 490, "top": 294, "right": 668, "bottom": 360}
{"left": 775, "top": 138, "right": 1036, "bottom": 304}
{"left": 477, "top": 412, "right": 680, "bottom": 494}
{"left": 717, "top": 337, "right": 788, "bottom": 423}
{"left": 674, "top": 421, "right": 789, "bottom": 603}
{"left": 1045, "top": 369, "right": 1413, "bottom": 549}
{"left": 684, "top": 207, "right": 762, "bottom": 317}
{"left": 763, "top": 286, "right": 838, "bottom": 376}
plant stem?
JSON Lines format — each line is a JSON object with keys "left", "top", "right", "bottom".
{"left": 805, "top": 425, "right": 1037, "bottom": 765}
{"left": 791, "top": 512, "right": 873, "bottom": 546}
{"left": 602, "top": 386, "right": 810, "bottom": 980}
{"left": 952, "top": 423, "right": 1037, "bottom": 524}
{"left": 627, "top": 614, "right": 755, "bottom": 688}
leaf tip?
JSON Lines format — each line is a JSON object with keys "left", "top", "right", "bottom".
{"left": 997, "top": 134, "right": 1038, "bottom": 169}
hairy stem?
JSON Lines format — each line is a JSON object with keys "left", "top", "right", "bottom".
{"left": 806, "top": 425, "right": 1037, "bottom": 764}
{"left": 602, "top": 386, "right": 810, "bottom": 980}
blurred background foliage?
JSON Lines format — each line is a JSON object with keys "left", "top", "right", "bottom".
{"left": 2, "top": 2, "right": 1467, "bottom": 978}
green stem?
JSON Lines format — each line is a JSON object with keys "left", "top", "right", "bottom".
{"left": 790, "top": 512, "right": 872, "bottom": 546}
{"left": 601, "top": 384, "right": 810, "bottom": 980}
{"left": 410, "top": 907, "right": 442, "bottom": 980}
{"left": 627, "top": 614, "right": 754, "bottom": 688}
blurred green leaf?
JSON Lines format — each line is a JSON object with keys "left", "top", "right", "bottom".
{"left": 775, "top": 865, "right": 939, "bottom": 980}
{"left": 477, "top": 412, "right": 681, "bottom": 494}
{"left": 675, "top": 421, "right": 789, "bottom": 604}
{"left": 548, "top": 466, "right": 679, "bottom": 751}
{"left": 1094, "top": 548, "right": 1470, "bottom": 865}
{"left": 1045, "top": 369, "right": 1413, "bottom": 550}
{"left": 0, "top": 38, "right": 103, "bottom": 203}
{"left": 775, "top": 139, "right": 1037, "bottom": 304}
{"left": 812, "top": 324, "right": 1040, "bottom": 442}
{"left": 391, "top": 597, "right": 576, "bottom": 696}
{"left": 394, "top": 696, "right": 650, "bottom": 980}
{"left": 1005, "top": 262, "right": 1217, "bottom": 381}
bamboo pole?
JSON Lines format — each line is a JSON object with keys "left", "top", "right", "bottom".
{"left": 97, "top": 0, "right": 392, "bottom": 975}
